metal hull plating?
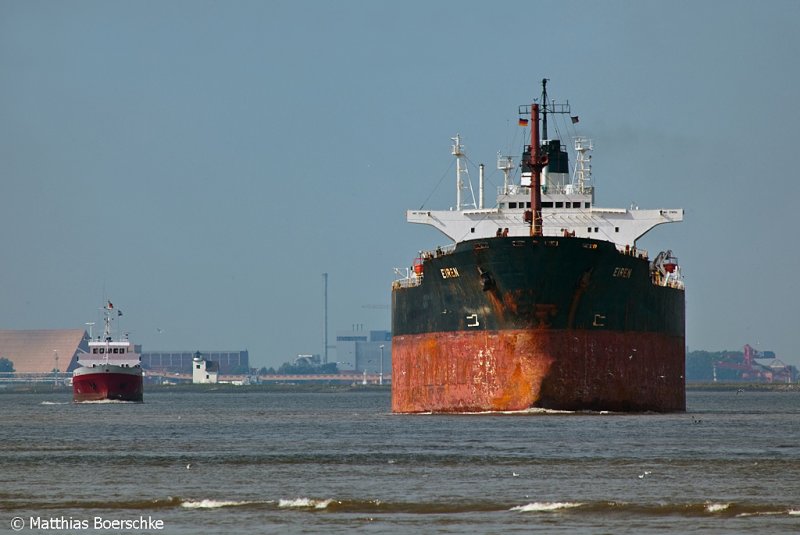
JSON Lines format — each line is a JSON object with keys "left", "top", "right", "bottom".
{"left": 392, "top": 330, "right": 685, "bottom": 413}
{"left": 72, "top": 365, "right": 143, "bottom": 402}
{"left": 392, "top": 236, "right": 685, "bottom": 413}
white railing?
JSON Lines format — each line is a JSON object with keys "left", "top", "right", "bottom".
{"left": 392, "top": 243, "right": 457, "bottom": 290}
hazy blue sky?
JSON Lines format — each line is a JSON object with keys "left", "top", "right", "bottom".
{"left": 2, "top": 0, "right": 799, "bottom": 368}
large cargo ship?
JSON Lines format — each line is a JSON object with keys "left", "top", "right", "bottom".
{"left": 392, "top": 80, "right": 685, "bottom": 413}
{"left": 73, "top": 302, "right": 143, "bottom": 402}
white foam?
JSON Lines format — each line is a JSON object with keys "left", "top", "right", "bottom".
{"left": 278, "top": 498, "right": 333, "bottom": 509}
{"left": 705, "top": 503, "right": 730, "bottom": 513}
{"left": 511, "top": 502, "right": 583, "bottom": 513}
{"left": 40, "top": 401, "right": 69, "bottom": 405}
{"left": 181, "top": 499, "right": 259, "bottom": 509}
{"left": 788, "top": 509, "right": 800, "bottom": 516}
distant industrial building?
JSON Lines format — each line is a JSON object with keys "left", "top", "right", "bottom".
{"left": 335, "top": 326, "right": 391, "bottom": 376}
{"left": 140, "top": 350, "right": 249, "bottom": 374}
{"left": 0, "top": 330, "right": 89, "bottom": 373}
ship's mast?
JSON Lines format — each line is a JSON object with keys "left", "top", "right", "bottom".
{"left": 452, "top": 134, "right": 476, "bottom": 211}
{"left": 541, "top": 78, "right": 549, "bottom": 140}
{"left": 529, "top": 104, "right": 546, "bottom": 236}
{"left": 103, "top": 302, "right": 114, "bottom": 341}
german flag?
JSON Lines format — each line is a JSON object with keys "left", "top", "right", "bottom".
{"left": 518, "top": 118, "right": 529, "bottom": 127}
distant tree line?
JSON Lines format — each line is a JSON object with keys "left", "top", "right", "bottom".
{"left": 255, "top": 361, "right": 339, "bottom": 375}
{"left": 0, "top": 357, "right": 14, "bottom": 373}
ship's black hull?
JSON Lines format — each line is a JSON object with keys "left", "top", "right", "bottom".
{"left": 391, "top": 236, "right": 685, "bottom": 413}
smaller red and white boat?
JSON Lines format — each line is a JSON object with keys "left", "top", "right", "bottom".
{"left": 73, "top": 301, "right": 143, "bottom": 402}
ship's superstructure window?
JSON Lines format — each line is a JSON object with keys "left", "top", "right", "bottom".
{"left": 585, "top": 202, "right": 591, "bottom": 208}
{"left": 509, "top": 202, "right": 517, "bottom": 208}
{"left": 542, "top": 202, "right": 553, "bottom": 208}
{"left": 556, "top": 202, "right": 563, "bottom": 208}
{"left": 615, "top": 227, "right": 619, "bottom": 232}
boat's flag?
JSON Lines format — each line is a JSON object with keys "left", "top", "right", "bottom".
{"left": 107, "top": 301, "right": 113, "bottom": 309}
{"left": 571, "top": 116, "right": 579, "bottom": 124}
{"left": 518, "top": 118, "right": 529, "bottom": 127}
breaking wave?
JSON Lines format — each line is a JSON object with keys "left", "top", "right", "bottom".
{"left": 181, "top": 499, "right": 269, "bottom": 509}
{"left": 3, "top": 495, "right": 798, "bottom": 519}
{"left": 511, "top": 502, "right": 584, "bottom": 512}
{"left": 705, "top": 502, "right": 730, "bottom": 513}
{"left": 278, "top": 498, "right": 334, "bottom": 509}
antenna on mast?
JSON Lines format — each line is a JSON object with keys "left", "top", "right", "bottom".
{"left": 452, "top": 134, "right": 476, "bottom": 211}
{"left": 497, "top": 152, "right": 514, "bottom": 194}
{"left": 538, "top": 78, "right": 571, "bottom": 141}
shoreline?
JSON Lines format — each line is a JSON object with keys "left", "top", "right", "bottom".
{"left": 1, "top": 382, "right": 797, "bottom": 395}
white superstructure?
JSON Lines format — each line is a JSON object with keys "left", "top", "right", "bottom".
{"left": 408, "top": 134, "right": 682, "bottom": 250}
{"left": 75, "top": 302, "right": 140, "bottom": 369}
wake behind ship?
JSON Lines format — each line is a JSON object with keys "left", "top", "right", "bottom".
{"left": 391, "top": 80, "right": 685, "bottom": 413}
{"left": 72, "top": 301, "right": 143, "bottom": 402}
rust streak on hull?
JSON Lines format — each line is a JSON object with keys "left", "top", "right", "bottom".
{"left": 392, "top": 330, "right": 685, "bottom": 413}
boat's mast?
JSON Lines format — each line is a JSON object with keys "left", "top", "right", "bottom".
{"left": 529, "top": 104, "right": 546, "bottom": 236}
{"left": 541, "top": 78, "right": 549, "bottom": 140}
{"left": 103, "top": 303, "right": 113, "bottom": 341}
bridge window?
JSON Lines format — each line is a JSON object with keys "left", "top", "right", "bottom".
{"left": 556, "top": 202, "right": 563, "bottom": 208}
{"left": 542, "top": 202, "right": 553, "bottom": 208}
{"left": 509, "top": 202, "right": 517, "bottom": 208}
{"left": 585, "top": 202, "right": 591, "bottom": 208}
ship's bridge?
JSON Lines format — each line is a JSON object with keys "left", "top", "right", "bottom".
{"left": 408, "top": 134, "right": 682, "bottom": 250}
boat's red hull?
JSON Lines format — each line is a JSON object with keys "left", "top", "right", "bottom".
{"left": 72, "top": 367, "right": 143, "bottom": 402}
{"left": 392, "top": 329, "right": 685, "bottom": 413}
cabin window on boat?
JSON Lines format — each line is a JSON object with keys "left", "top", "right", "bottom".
{"left": 615, "top": 227, "right": 620, "bottom": 232}
{"left": 556, "top": 202, "right": 563, "bottom": 208}
{"left": 99, "top": 348, "right": 105, "bottom": 354}
{"left": 542, "top": 202, "right": 553, "bottom": 208}
{"left": 471, "top": 228, "right": 475, "bottom": 233}
{"left": 587, "top": 227, "right": 592, "bottom": 233}
{"left": 585, "top": 202, "right": 591, "bottom": 208}
{"left": 509, "top": 202, "right": 517, "bottom": 208}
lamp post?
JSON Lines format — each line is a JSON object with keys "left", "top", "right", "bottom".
{"left": 379, "top": 345, "right": 384, "bottom": 386}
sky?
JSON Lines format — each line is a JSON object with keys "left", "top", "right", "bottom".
{"left": 1, "top": 0, "right": 799, "bottom": 368}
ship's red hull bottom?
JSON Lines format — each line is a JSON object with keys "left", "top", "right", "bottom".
{"left": 72, "top": 370, "right": 143, "bottom": 403}
{"left": 392, "top": 330, "right": 685, "bottom": 413}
